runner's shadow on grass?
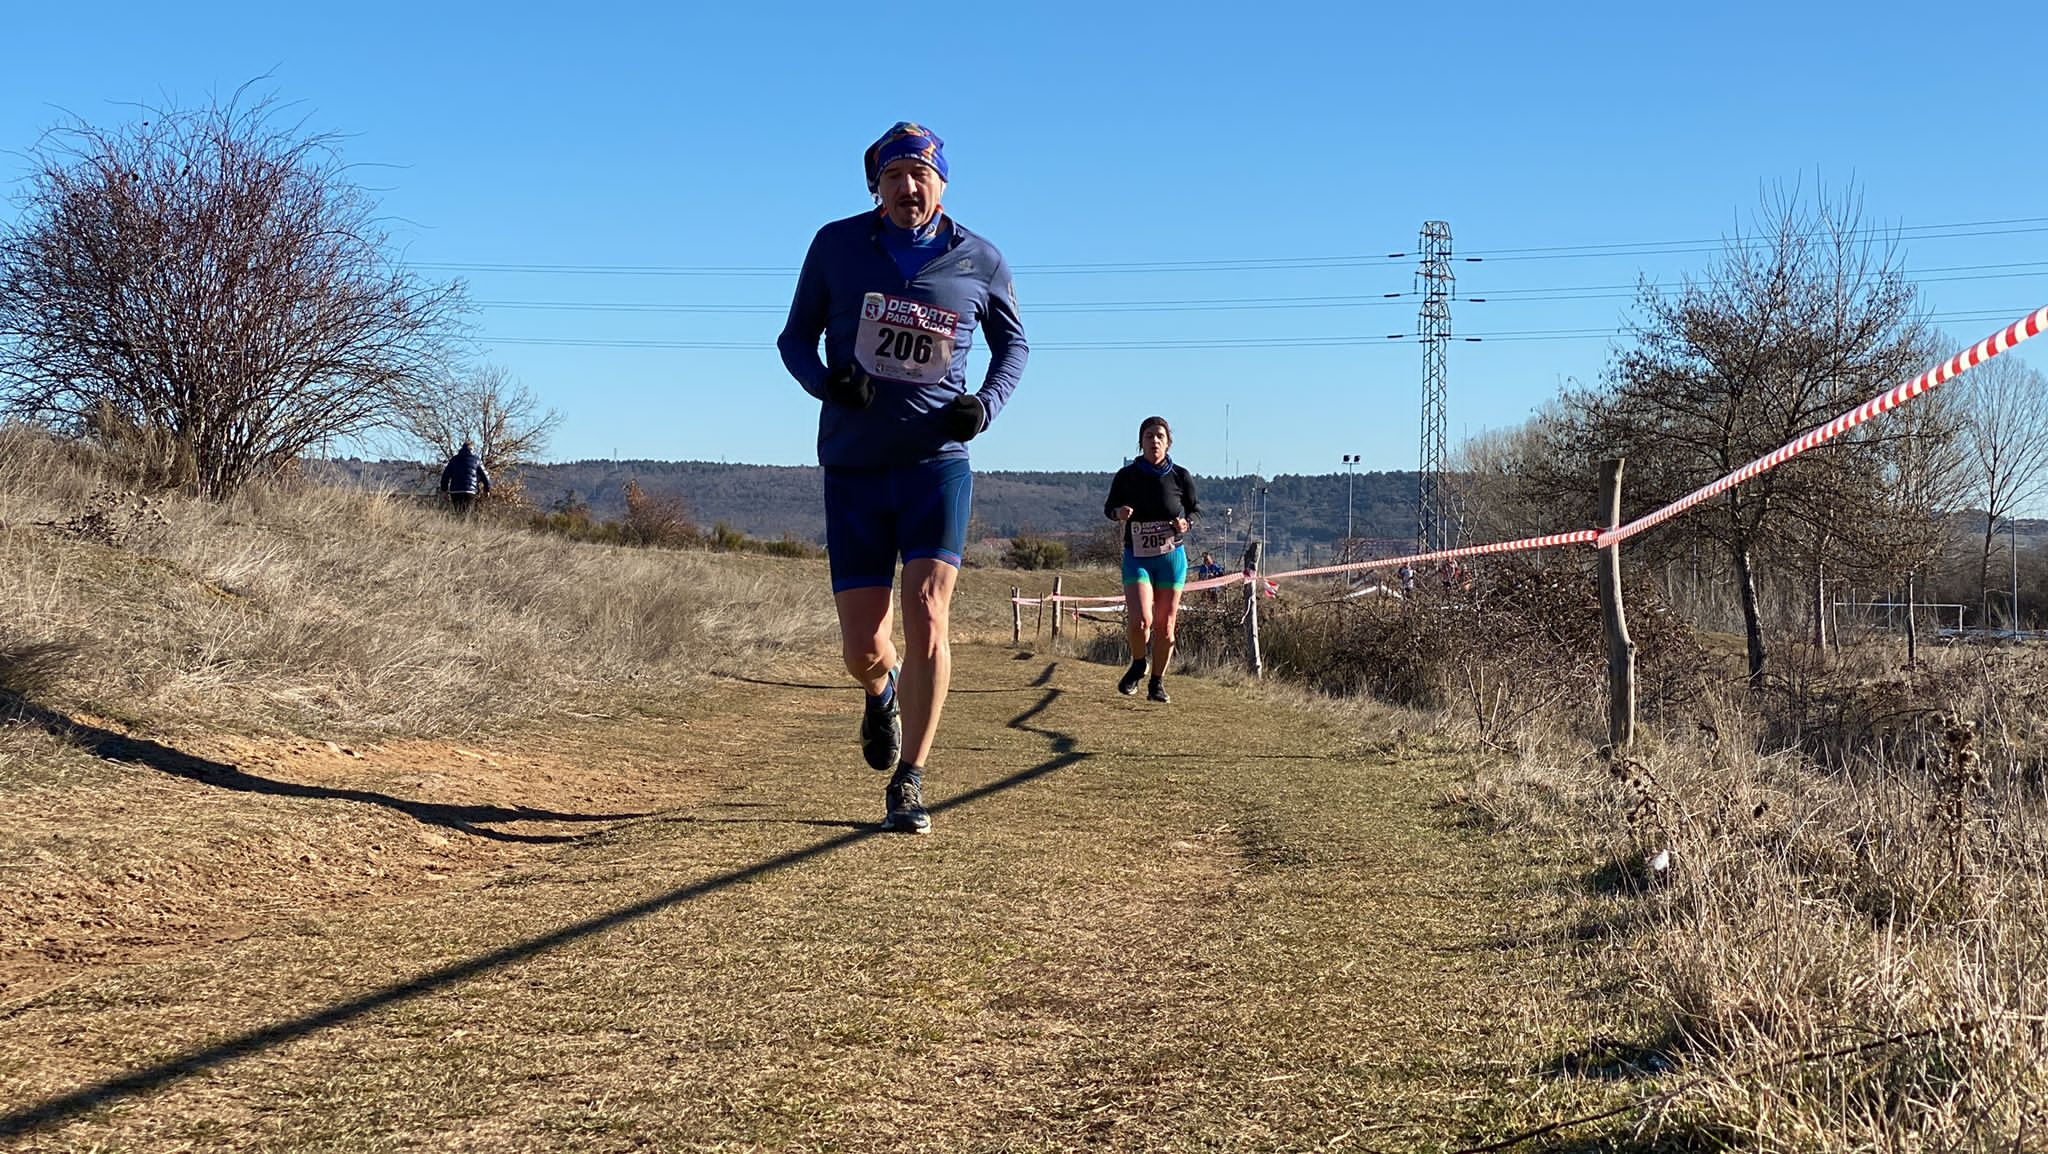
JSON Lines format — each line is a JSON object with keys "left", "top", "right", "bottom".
{"left": 660, "top": 815, "right": 872, "bottom": 831}
{"left": 2, "top": 698, "right": 646, "bottom": 845}
{"left": 0, "top": 681, "right": 1090, "bottom": 1141}
{"left": 950, "top": 684, "right": 1056, "bottom": 694}
{"left": 712, "top": 672, "right": 846, "bottom": 690}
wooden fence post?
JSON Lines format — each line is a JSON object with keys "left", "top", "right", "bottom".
{"left": 1050, "top": 575, "right": 1063, "bottom": 641}
{"left": 1012, "top": 586, "right": 1022, "bottom": 646}
{"left": 1905, "top": 571, "right": 1918, "bottom": 666}
{"left": 1598, "top": 458, "right": 1636, "bottom": 753}
{"left": 1242, "top": 541, "right": 1263, "bottom": 678}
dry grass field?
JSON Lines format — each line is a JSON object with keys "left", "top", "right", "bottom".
{"left": 0, "top": 431, "right": 1637, "bottom": 1151}
{"left": 8, "top": 428, "right": 2041, "bottom": 1150}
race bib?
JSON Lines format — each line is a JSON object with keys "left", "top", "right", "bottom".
{"left": 1131, "top": 519, "right": 1182, "bottom": 558}
{"left": 856, "top": 292, "right": 959, "bottom": 384}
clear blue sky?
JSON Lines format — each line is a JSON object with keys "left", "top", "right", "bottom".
{"left": 4, "top": 1, "right": 2043, "bottom": 478}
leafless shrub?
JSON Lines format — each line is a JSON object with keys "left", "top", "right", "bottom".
{"left": 0, "top": 88, "right": 468, "bottom": 499}
{"left": 620, "top": 478, "right": 700, "bottom": 548}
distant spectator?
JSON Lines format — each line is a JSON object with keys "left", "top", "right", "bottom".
{"left": 1397, "top": 563, "right": 1415, "bottom": 595}
{"left": 1193, "top": 550, "right": 1226, "bottom": 604}
{"left": 439, "top": 441, "right": 491, "bottom": 516}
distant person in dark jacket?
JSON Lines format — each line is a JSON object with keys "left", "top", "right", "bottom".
{"left": 1105, "top": 415, "right": 1200, "bottom": 704}
{"left": 1193, "top": 551, "right": 1226, "bottom": 604}
{"left": 439, "top": 441, "right": 491, "bottom": 516}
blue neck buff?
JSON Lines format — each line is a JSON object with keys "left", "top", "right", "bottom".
{"left": 879, "top": 214, "right": 949, "bottom": 279}
{"left": 1135, "top": 453, "right": 1175, "bottom": 477}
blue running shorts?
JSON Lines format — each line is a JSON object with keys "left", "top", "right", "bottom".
{"left": 1121, "top": 546, "right": 1188, "bottom": 590}
{"left": 824, "top": 458, "right": 974, "bottom": 593}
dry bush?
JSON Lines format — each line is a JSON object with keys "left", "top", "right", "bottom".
{"left": 0, "top": 431, "right": 836, "bottom": 737}
{"left": 621, "top": 477, "right": 700, "bottom": 548}
{"left": 1005, "top": 534, "right": 1068, "bottom": 570}
{"left": 1175, "top": 556, "right": 1703, "bottom": 747}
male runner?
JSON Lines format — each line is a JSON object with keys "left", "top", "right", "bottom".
{"left": 776, "top": 122, "right": 1028, "bottom": 834}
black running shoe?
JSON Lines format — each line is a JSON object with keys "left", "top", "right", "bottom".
{"left": 1148, "top": 678, "right": 1170, "bottom": 704}
{"left": 860, "top": 669, "right": 901, "bottom": 772}
{"left": 882, "top": 765, "right": 931, "bottom": 835}
{"left": 1117, "top": 660, "right": 1147, "bottom": 696}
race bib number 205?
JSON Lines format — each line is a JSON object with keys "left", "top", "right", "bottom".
{"left": 857, "top": 293, "right": 959, "bottom": 385}
{"left": 1131, "top": 519, "right": 1183, "bottom": 558}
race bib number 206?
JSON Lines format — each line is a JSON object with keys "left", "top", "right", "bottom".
{"left": 857, "top": 292, "right": 959, "bottom": 385}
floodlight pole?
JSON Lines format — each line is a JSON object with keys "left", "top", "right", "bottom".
{"left": 1343, "top": 454, "right": 1357, "bottom": 541}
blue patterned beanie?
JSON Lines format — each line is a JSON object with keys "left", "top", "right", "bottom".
{"left": 864, "top": 122, "right": 948, "bottom": 192}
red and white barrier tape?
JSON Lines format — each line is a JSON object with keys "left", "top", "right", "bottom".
{"left": 1598, "top": 305, "right": 2048, "bottom": 548}
{"left": 1262, "top": 530, "right": 1602, "bottom": 583}
{"left": 1013, "top": 571, "right": 1248, "bottom": 606}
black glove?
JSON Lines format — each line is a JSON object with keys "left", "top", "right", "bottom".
{"left": 945, "top": 393, "right": 986, "bottom": 442}
{"left": 825, "top": 363, "right": 874, "bottom": 410}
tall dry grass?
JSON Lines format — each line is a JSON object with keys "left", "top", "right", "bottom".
{"left": 1448, "top": 614, "right": 2048, "bottom": 1147}
{"left": 0, "top": 425, "right": 837, "bottom": 738}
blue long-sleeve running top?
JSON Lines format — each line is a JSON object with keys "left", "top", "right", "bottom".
{"left": 778, "top": 211, "right": 1028, "bottom": 469}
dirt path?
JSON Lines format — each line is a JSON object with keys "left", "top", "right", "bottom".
{"left": 0, "top": 644, "right": 1623, "bottom": 1152}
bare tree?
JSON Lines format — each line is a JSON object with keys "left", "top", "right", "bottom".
{"left": 401, "top": 362, "right": 560, "bottom": 472}
{"left": 1450, "top": 409, "right": 1582, "bottom": 543}
{"left": 1954, "top": 352, "right": 2048, "bottom": 618}
{"left": 0, "top": 89, "right": 468, "bottom": 498}
{"left": 1548, "top": 183, "right": 1944, "bottom": 685}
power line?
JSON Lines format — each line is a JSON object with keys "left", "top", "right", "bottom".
{"left": 466, "top": 261, "right": 2048, "bottom": 317}
{"left": 1449, "top": 216, "right": 2048, "bottom": 258}
{"left": 1447, "top": 268, "right": 2048, "bottom": 307}
{"left": 415, "top": 216, "right": 2048, "bottom": 280}
{"left": 417, "top": 254, "right": 1387, "bottom": 278}
{"left": 469, "top": 292, "right": 1418, "bottom": 315}
{"left": 1456, "top": 225, "right": 2048, "bottom": 264}
{"left": 476, "top": 307, "right": 2047, "bottom": 353}
{"left": 1461, "top": 260, "right": 2048, "bottom": 299}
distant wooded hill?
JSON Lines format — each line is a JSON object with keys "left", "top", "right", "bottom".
{"left": 316, "top": 458, "right": 1428, "bottom": 563}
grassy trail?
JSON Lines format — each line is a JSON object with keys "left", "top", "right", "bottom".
{"left": 1, "top": 642, "right": 1622, "bottom": 1152}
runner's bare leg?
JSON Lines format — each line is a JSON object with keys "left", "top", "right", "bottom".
{"left": 835, "top": 587, "right": 897, "bottom": 696}
{"left": 897, "top": 558, "right": 958, "bottom": 767}
{"left": 1123, "top": 583, "right": 1153, "bottom": 666}
{"left": 1150, "top": 587, "right": 1182, "bottom": 676}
